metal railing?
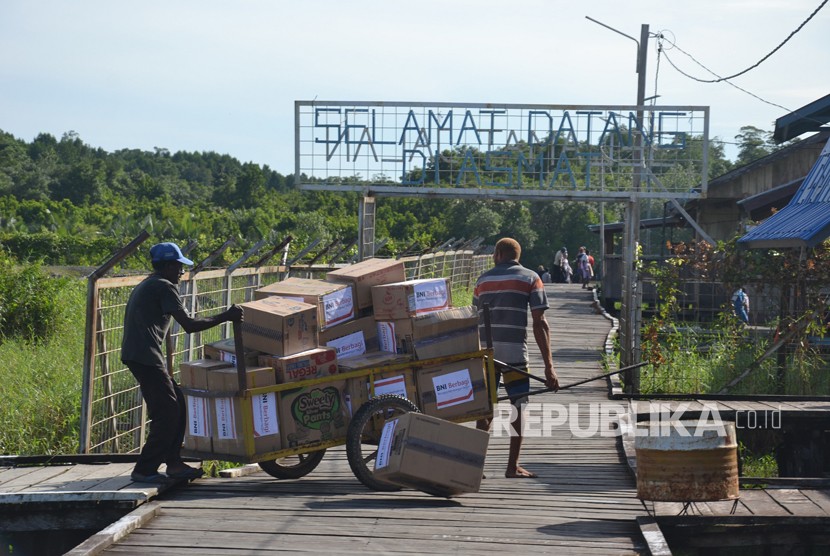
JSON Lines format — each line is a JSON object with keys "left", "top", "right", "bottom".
{"left": 79, "top": 239, "right": 491, "bottom": 454}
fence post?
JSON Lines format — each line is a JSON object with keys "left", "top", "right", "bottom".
{"left": 80, "top": 230, "right": 149, "bottom": 454}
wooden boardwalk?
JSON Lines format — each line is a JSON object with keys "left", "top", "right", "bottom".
{"left": 7, "top": 283, "right": 828, "bottom": 554}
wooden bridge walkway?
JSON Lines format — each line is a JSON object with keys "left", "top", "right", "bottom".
{"left": 6, "top": 284, "right": 828, "bottom": 554}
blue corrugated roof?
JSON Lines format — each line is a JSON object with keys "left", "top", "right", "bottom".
{"left": 739, "top": 137, "right": 830, "bottom": 248}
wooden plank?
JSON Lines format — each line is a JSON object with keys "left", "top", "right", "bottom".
{"left": 800, "top": 490, "right": 830, "bottom": 515}
{"left": 764, "top": 488, "right": 825, "bottom": 516}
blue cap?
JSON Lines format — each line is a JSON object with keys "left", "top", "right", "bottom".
{"left": 149, "top": 242, "right": 194, "bottom": 265}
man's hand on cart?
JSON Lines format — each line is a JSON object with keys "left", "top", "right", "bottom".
{"left": 544, "top": 366, "right": 560, "bottom": 392}
{"left": 226, "top": 304, "right": 244, "bottom": 323}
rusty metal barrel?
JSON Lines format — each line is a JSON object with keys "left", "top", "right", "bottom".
{"left": 635, "top": 421, "right": 739, "bottom": 502}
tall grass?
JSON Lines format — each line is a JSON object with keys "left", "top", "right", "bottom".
{"left": 0, "top": 277, "right": 86, "bottom": 455}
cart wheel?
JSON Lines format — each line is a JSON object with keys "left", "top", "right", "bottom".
{"left": 258, "top": 450, "right": 326, "bottom": 480}
{"left": 346, "top": 394, "right": 419, "bottom": 491}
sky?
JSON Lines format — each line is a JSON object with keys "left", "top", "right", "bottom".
{"left": 1, "top": 0, "right": 828, "bottom": 175}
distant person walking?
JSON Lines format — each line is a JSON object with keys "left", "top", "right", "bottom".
{"left": 474, "top": 238, "right": 559, "bottom": 478}
{"left": 122, "top": 242, "right": 243, "bottom": 483}
{"left": 576, "top": 246, "right": 592, "bottom": 289}
{"left": 553, "top": 246, "right": 568, "bottom": 283}
{"left": 732, "top": 287, "right": 750, "bottom": 324}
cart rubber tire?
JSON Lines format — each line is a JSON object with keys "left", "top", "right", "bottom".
{"left": 346, "top": 394, "right": 419, "bottom": 491}
{"left": 258, "top": 450, "right": 326, "bottom": 480}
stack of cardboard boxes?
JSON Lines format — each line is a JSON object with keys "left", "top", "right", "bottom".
{"left": 181, "top": 257, "right": 490, "bottom": 471}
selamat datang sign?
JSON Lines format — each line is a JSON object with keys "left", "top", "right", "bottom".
{"left": 295, "top": 101, "right": 708, "bottom": 201}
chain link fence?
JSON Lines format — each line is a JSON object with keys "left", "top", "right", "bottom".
{"left": 80, "top": 249, "right": 491, "bottom": 454}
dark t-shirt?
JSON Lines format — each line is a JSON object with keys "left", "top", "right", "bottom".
{"left": 121, "top": 274, "right": 185, "bottom": 367}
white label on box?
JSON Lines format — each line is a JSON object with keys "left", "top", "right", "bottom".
{"left": 322, "top": 288, "right": 354, "bottom": 326}
{"left": 375, "top": 418, "right": 399, "bottom": 470}
{"left": 252, "top": 392, "right": 279, "bottom": 437}
{"left": 278, "top": 295, "right": 305, "bottom": 303}
{"left": 371, "top": 374, "right": 407, "bottom": 399}
{"left": 219, "top": 350, "right": 237, "bottom": 366}
{"left": 376, "top": 321, "right": 396, "bottom": 353}
{"left": 413, "top": 280, "right": 449, "bottom": 314}
{"left": 214, "top": 397, "right": 237, "bottom": 440}
{"left": 432, "top": 368, "right": 474, "bottom": 409}
{"left": 186, "top": 395, "right": 210, "bottom": 437}
{"left": 326, "top": 330, "right": 366, "bottom": 359}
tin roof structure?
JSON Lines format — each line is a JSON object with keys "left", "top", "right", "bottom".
{"left": 738, "top": 136, "right": 830, "bottom": 248}
{"left": 773, "top": 93, "right": 830, "bottom": 143}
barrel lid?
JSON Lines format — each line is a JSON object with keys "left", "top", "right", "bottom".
{"left": 634, "top": 421, "right": 736, "bottom": 451}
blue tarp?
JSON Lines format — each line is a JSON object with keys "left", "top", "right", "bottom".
{"left": 739, "top": 137, "right": 830, "bottom": 249}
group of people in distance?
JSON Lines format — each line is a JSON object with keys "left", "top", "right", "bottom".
{"left": 537, "top": 246, "right": 595, "bottom": 288}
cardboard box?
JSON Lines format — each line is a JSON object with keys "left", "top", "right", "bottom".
{"left": 326, "top": 258, "right": 407, "bottom": 310}
{"left": 374, "top": 412, "right": 489, "bottom": 497}
{"left": 207, "top": 366, "right": 281, "bottom": 457}
{"left": 258, "top": 347, "right": 338, "bottom": 384}
{"left": 318, "top": 316, "right": 378, "bottom": 359}
{"left": 345, "top": 367, "right": 418, "bottom": 421}
{"left": 371, "top": 278, "right": 452, "bottom": 320}
{"left": 255, "top": 277, "right": 355, "bottom": 330}
{"left": 239, "top": 297, "right": 317, "bottom": 357}
{"left": 279, "top": 380, "right": 351, "bottom": 448}
{"left": 180, "top": 359, "right": 233, "bottom": 453}
{"left": 376, "top": 306, "right": 480, "bottom": 359}
{"left": 416, "top": 358, "right": 491, "bottom": 422}
{"left": 203, "top": 337, "right": 261, "bottom": 367}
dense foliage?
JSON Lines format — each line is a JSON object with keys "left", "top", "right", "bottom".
{"left": 0, "top": 128, "right": 742, "bottom": 272}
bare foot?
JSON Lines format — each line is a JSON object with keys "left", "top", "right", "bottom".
{"left": 505, "top": 466, "right": 537, "bottom": 478}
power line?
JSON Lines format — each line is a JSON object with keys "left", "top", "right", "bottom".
{"left": 661, "top": 0, "right": 827, "bottom": 84}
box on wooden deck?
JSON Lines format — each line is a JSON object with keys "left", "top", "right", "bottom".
{"left": 416, "top": 358, "right": 491, "bottom": 422}
{"left": 207, "top": 366, "right": 281, "bottom": 457}
{"left": 258, "top": 347, "right": 339, "bottom": 384}
{"left": 203, "top": 337, "right": 261, "bottom": 367}
{"left": 278, "top": 380, "right": 351, "bottom": 448}
{"left": 326, "top": 258, "right": 407, "bottom": 310}
{"left": 239, "top": 296, "right": 317, "bottom": 357}
{"left": 317, "top": 316, "right": 378, "bottom": 360}
{"left": 371, "top": 278, "right": 452, "bottom": 320}
{"left": 255, "top": 277, "right": 355, "bottom": 330}
{"left": 373, "top": 412, "right": 489, "bottom": 497}
{"left": 180, "top": 359, "right": 233, "bottom": 453}
{"left": 376, "top": 306, "right": 480, "bottom": 359}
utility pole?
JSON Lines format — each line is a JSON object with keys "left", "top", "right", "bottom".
{"left": 586, "top": 18, "right": 649, "bottom": 392}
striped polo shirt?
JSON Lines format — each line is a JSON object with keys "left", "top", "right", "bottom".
{"left": 473, "top": 261, "right": 549, "bottom": 365}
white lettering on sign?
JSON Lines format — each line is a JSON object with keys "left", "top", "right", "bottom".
{"left": 412, "top": 280, "right": 449, "bottom": 314}
{"left": 375, "top": 418, "right": 399, "bottom": 470}
{"left": 372, "top": 375, "right": 407, "bottom": 399}
{"left": 432, "top": 368, "right": 474, "bottom": 409}
{"left": 214, "top": 397, "right": 237, "bottom": 440}
{"left": 186, "top": 395, "right": 210, "bottom": 437}
{"left": 253, "top": 392, "right": 279, "bottom": 437}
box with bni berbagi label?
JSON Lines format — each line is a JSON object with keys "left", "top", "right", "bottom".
{"left": 180, "top": 359, "right": 234, "bottom": 454}
{"left": 278, "top": 380, "right": 351, "bottom": 448}
{"left": 317, "top": 316, "right": 378, "bottom": 360}
{"left": 258, "top": 347, "right": 338, "bottom": 384}
{"left": 203, "top": 337, "right": 261, "bottom": 367}
{"left": 239, "top": 297, "right": 317, "bottom": 357}
{"left": 339, "top": 351, "right": 416, "bottom": 418}
{"left": 206, "top": 366, "right": 281, "bottom": 457}
{"left": 415, "top": 357, "right": 491, "bottom": 422}
{"left": 373, "top": 412, "right": 489, "bottom": 497}
{"left": 254, "top": 277, "right": 355, "bottom": 330}
{"left": 371, "top": 278, "right": 452, "bottom": 321}
{"left": 376, "top": 306, "right": 480, "bottom": 359}
{"left": 326, "top": 258, "right": 407, "bottom": 310}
